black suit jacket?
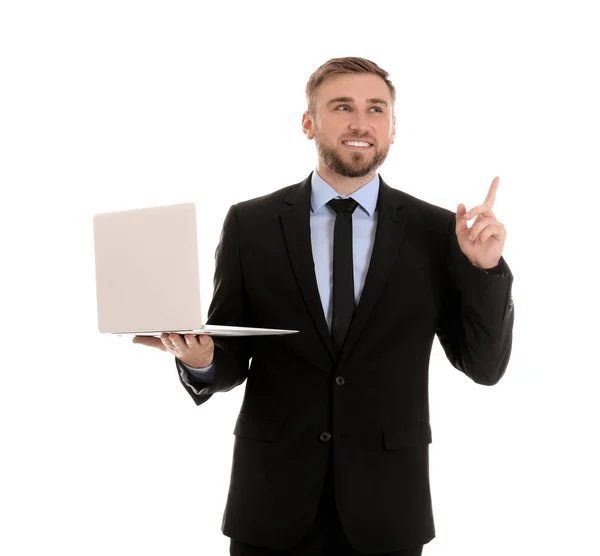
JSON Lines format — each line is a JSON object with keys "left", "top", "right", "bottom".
{"left": 178, "top": 173, "right": 514, "bottom": 553}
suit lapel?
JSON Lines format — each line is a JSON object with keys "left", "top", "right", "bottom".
{"left": 339, "top": 178, "right": 408, "bottom": 362}
{"left": 279, "top": 174, "right": 409, "bottom": 368}
{"left": 280, "top": 174, "right": 338, "bottom": 363}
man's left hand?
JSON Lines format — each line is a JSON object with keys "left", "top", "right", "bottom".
{"left": 456, "top": 176, "right": 506, "bottom": 270}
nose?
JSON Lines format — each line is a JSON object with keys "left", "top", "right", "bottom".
{"left": 348, "top": 112, "right": 370, "bottom": 134}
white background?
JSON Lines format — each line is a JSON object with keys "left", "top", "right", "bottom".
{"left": 1, "top": 1, "right": 598, "bottom": 554}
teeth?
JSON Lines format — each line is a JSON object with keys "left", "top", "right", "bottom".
{"left": 344, "top": 141, "right": 371, "bottom": 147}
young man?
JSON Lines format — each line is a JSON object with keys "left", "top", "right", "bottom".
{"left": 134, "top": 57, "right": 514, "bottom": 556}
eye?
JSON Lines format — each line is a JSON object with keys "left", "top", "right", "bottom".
{"left": 336, "top": 105, "right": 351, "bottom": 112}
{"left": 370, "top": 106, "right": 383, "bottom": 113}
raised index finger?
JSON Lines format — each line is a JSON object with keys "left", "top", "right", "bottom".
{"left": 484, "top": 176, "right": 500, "bottom": 207}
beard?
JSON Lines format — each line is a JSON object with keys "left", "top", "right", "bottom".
{"left": 315, "top": 134, "right": 390, "bottom": 178}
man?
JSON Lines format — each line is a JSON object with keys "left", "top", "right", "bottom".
{"left": 134, "top": 57, "right": 514, "bottom": 556}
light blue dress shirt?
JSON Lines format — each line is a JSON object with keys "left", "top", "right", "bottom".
{"left": 179, "top": 170, "right": 379, "bottom": 386}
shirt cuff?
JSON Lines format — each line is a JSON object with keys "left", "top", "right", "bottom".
{"left": 182, "top": 361, "right": 216, "bottom": 375}
{"left": 176, "top": 359, "right": 214, "bottom": 396}
{"left": 461, "top": 252, "right": 508, "bottom": 276}
{"left": 480, "top": 256, "right": 509, "bottom": 275}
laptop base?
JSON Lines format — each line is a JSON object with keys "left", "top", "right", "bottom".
{"left": 115, "top": 325, "right": 298, "bottom": 337}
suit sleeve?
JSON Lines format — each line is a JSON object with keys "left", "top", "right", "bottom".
{"left": 436, "top": 213, "right": 515, "bottom": 385}
{"left": 177, "top": 204, "right": 252, "bottom": 405}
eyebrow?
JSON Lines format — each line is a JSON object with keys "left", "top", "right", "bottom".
{"left": 326, "top": 97, "right": 389, "bottom": 107}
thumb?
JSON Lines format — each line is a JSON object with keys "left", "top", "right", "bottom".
{"left": 455, "top": 203, "right": 468, "bottom": 234}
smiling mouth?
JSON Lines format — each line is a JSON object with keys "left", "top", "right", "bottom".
{"left": 342, "top": 140, "right": 373, "bottom": 149}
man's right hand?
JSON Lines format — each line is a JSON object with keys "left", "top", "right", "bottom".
{"left": 132, "top": 333, "right": 215, "bottom": 368}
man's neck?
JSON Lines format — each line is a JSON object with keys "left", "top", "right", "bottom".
{"left": 316, "top": 162, "right": 377, "bottom": 196}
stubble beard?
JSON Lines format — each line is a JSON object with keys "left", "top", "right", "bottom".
{"left": 315, "top": 135, "right": 390, "bottom": 179}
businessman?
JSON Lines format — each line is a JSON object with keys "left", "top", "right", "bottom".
{"left": 134, "top": 57, "right": 514, "bottom": 555}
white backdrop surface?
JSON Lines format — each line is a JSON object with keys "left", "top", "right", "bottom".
{"left": 1, "top": 1, "right": 598, "bottom": 555}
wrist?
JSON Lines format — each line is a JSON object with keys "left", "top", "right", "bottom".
{"left": 181, "top": 355, "right": 214, "bottom": 369}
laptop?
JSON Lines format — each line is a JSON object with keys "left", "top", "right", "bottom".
{"left": 93, "top": 202, "right": 298, "bottom": 337}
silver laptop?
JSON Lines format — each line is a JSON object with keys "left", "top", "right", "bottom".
{"left": 93, "top": 202, "right": 298, "bottom": 337}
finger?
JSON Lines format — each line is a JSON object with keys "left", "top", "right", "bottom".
{"left": 161, "top": 335, "right": 175, "bottom": 350}
{"left": 469, "top": 219, "right": 503, "bottom": 242}
{"left": 464, "top": 204, "right": 496, "bottom": 221}
{"left": 456, "top": 203, "right": 469, "bottom": 235}
{"left": 161, "top": 334, "right": 182, "bottom": 354}
{"left": 468, "top": 216, "right": 497, "bottom": 239}
{"left": 160, "top": 333, "right": 171, "bottom": 344}
{"left": 168, "top": 333, "right": 186, "bottom": 350}
{"left": 478, "top": 222, "right": 505, "bottom": 244}
{"left": 161, "top": 334, "right": 188, "bottom": 359}
{"left": 484, "top": 176, "right": 499, "bottom": 208}
{"left": 132, "top": 336, "right": 165, "bottom": 350}
{"left": 184, "top": 334, "right": 199, "bottom": 348}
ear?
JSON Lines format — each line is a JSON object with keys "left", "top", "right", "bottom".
{"left": 302, "top": 111, "right": 315, "bottom": 140}
{"left": 390, "top": 115, "right": 396, "bottom": 145}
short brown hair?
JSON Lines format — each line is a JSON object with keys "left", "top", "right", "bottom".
{"left": 305, "top": 57, "right": 396, "bottom": 114}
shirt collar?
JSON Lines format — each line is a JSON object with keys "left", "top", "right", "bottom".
{"left": 310, "top": 170, "right": 379, "bottom": 216}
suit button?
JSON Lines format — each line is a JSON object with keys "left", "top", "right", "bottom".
{"left": 335, "top": 376, "right": 345, "bottom": 386}
{"left": 319, "top": 432, "right": 331, "bottom": 442}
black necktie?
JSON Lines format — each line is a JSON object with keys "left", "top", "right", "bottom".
{"left": 327, "top": 198, "right": 359, "bottom": 353}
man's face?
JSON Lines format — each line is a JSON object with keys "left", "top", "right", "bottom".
{"left": 302, "top": 73, "right": 396, "bottom": 178}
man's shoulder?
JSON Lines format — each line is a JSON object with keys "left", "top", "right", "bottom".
{"left": 232, "top": 176, "right": 308, "bottom": 213}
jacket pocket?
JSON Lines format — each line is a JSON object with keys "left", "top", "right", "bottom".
{"left": 383, "top": 422, "right": 432, "bottom": 450}
{"left": 233, "top": 413, "right": 284, "bottom": 442}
